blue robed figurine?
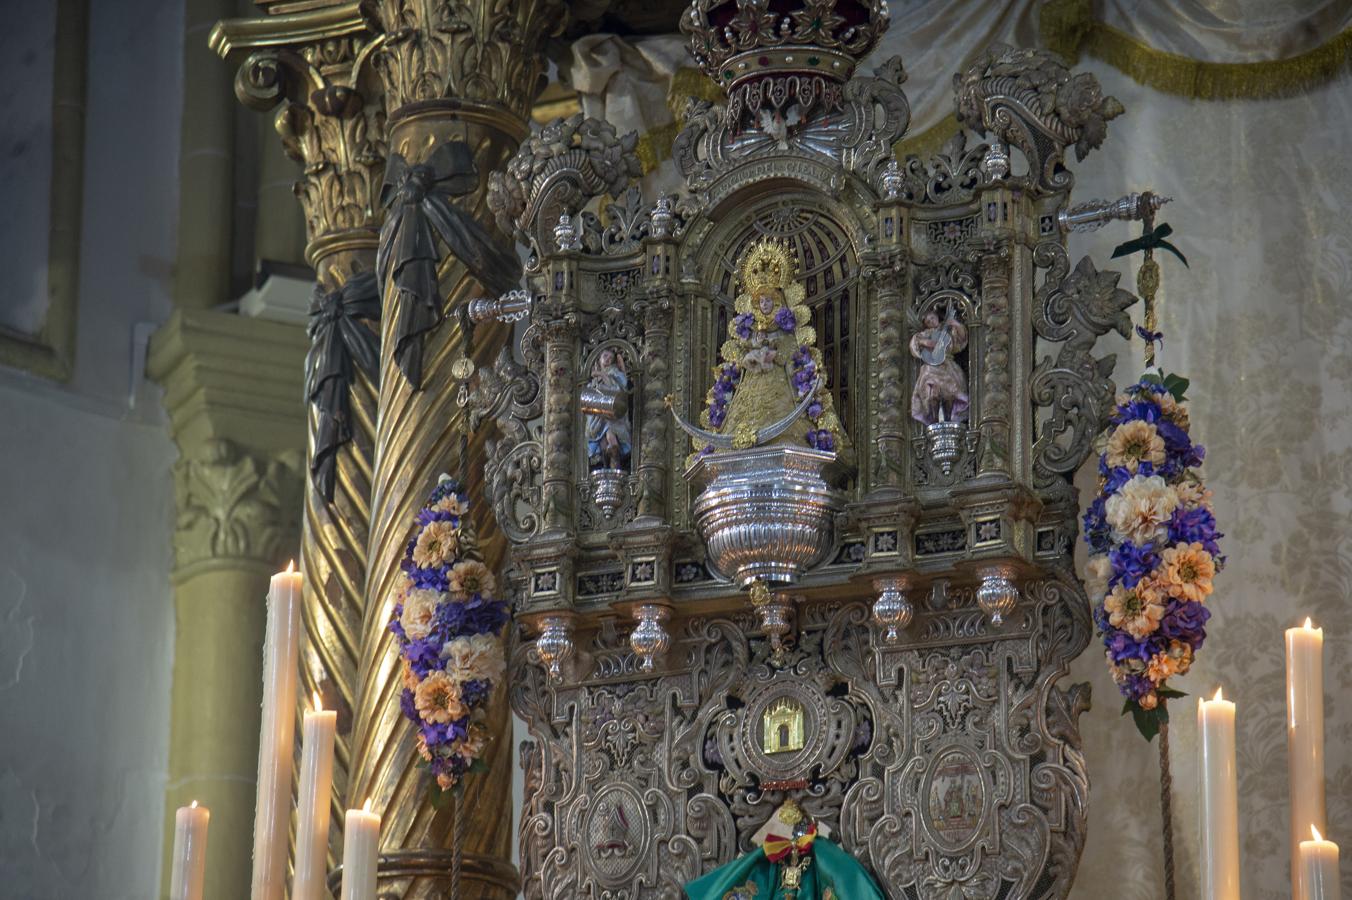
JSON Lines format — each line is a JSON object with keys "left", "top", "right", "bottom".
{"left": 684, "top": 800, "right": 885, "bottom": 900}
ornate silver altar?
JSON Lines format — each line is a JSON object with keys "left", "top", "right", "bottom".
{"left": 464, "top": 5, "right": 1147, "bottom": 897}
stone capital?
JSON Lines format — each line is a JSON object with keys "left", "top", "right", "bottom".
{"left": 211, "top": 3, "right": 386, "bottom": 285}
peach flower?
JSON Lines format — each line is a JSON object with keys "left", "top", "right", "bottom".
{"left": 1104, "top": 583, "right": 1166, "bottom": 639}
{"left": 1159, "top": 542, "right": 1216, "bottom": 603}
{"left": 440, "top": 633, "right": 506, "bottom": 684}
{"left": 412, "top": 520, "right": 459, "bottom": 569}
{"left": 1105, "top": 420, "right": 1166, "bottom": 472}
{"left": 1175, "top": 479, "right": 1213, "bottom": 510}
{"left": 399, "top": 587, "right": 442, "bottom": 641}
{"left": 448, "top": 560, "right": 496, "bottom": 599}
{"left": 432, "top": 494, "right": 469, "bottom": 516}
{"left": 1105, "top": 475, "right": 1178, "bottom": 546}
{"left": 1083, "top": 555, "right": 1113, "bottom": 600}
{"left": 414, "top": 670, "right": 467, "bottom": 724}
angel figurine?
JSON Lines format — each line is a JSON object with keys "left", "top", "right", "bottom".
{"left": 909, "top": 303, "right": 970, "bottom": 425}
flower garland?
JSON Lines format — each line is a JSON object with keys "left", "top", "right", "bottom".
{"left": 1082, "top": 372, "right": 1223, "bottom": 739}
{"left": 388, "top": 475, "right": 510, "bottom": 792}
{"left": 700, "top": 303, "right": 840, "bottom": 453}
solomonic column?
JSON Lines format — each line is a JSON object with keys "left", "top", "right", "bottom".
{"left": 211, "top": 2, "right": 387, "bottom": 878}
{"left": 349, "top": 2, "right": 567, "bottom": 897}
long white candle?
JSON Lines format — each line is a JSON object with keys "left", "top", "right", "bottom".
{"left": 169, "top": 801, "right": 210, "bottom": 900}
{"left": 1299, "top": 826, "right": 1342, "bottom": 900}
{"left": 340, "top": 799, "right": 380, "bottom": 900}
{"left": 250, "top": 561, "right": 302, "bottom": 900}
{"left": 294, "top": 691, "right": 338, "bottom": 900}
{"left": 1288, "top": 617, "right": 1327, "bottom": 897}
{"left": 1199, "top": 687, "right": 1241, "bottom": 900}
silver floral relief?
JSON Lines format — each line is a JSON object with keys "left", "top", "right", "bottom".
{"left": 513, "top": 574, "right": 1090, "bottom": 899}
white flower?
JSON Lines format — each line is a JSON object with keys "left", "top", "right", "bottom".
{"left": 1083, "top": 554, "right": 1112, "bottom": 600}
{"left": 399, "top": 588, "right": 443, "bottom": 640}
{"left": 440, "top": 633, "right": 506, "bottom": 684}
{"left": 1105, "top": 474, "right": 1179, "bottom": 546}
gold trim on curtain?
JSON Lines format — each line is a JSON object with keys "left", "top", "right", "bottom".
{"left": 1042, "top": 0, "right": 1352, "bottom": 100}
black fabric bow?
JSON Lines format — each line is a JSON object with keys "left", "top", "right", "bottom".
{"left": 306, "top": 271, "right": 380, "bottom": 502}
{"left": 377, "top": 141, "right": 522, "bottom": 390}
{"left": 1111, "top": 222, "right": 1189, "bottom": 267}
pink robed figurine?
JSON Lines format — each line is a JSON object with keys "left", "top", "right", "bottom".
{"left": 910, "top": 304, "right": 970, "bottom": 424}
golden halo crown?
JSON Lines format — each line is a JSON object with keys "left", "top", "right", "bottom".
{"left": 738, "top": 238, "right": 797, "bottom": 298}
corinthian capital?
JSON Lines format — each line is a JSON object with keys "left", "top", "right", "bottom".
{"left": 210, "top": 5, "right": 387, "bottom": 271}
{"left": 173, "top": 439, "right": 304, "bottom": 570}
{"left": 371, "top": 0, "right": 569, "bottom": 116}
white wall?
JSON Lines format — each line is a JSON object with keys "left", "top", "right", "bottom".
{"left": 0, "top": 0, "right": 183, "bottom": 897}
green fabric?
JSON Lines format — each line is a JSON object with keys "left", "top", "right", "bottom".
{"left": 684, "top": 838, "right": 885, "bottom": 900}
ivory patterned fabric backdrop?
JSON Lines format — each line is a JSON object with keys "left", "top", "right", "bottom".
{"left": 558, "top": 10, "right": 1352, "bottom": 894}
{"left": 1068, "top": 61, "right": 1352, "bottom": 899}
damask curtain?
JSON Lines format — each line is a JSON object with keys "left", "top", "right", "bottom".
{"left": 560, "top": 3, "right": 1352, "bottom": 896}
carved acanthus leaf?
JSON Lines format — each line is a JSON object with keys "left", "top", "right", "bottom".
{"left": 954, "top": 43, "right": 1124, "bottom": 193}
{"left": 487, "top": 113, "right": 642, "bottom": 253}
{"left": 173, "top": 440, "right": 303, "bottom": 568}
{"left": 1030, "top": 249, "right": 1138, "bottom": 485}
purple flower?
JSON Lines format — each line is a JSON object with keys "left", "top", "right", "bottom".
{"left": 774, "top": 306, "right": 797, "bottom": 331}
{"left": 1113, "top": 399, "right": 1162, "bottom": 425}
{"left": 399, "top": 687, "right": 418, "bottom": 721}
{"left": 404, "top": 636, "right": 443, "bottom": 677}
{"left": 807, "top": 401, "right": 823, "bottom": 420}
{"left": 733, "top": 313, "right": 753, "bottom": 339}
{"left": 1104, "top": 628, "right": 1152, "bottom": 664}
{"left": 460, "top": 678, "right": 491, "bottom": 708}
{"left": 1108, "top": 541, "right": 1158, "bottom": 589}
{"left": 389, "top": 604, "right": 408, "bottom": 641}
{"left": 709, "top": 406, "right": 726, "bottom": 427}
{"left": 1168, "top": 505, "right": 1222, "bottom": 555}
{"left": 1083, "top": 497, "right": 1111, "bottom": 555}
{"left": 1158, "top": 599, "right": 1211, "bottom": 649}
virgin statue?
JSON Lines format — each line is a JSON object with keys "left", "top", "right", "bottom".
{"left": 683, "top": 800, "right": 884, "bottom": 900}
{"left": 910, "top": 303, "right": 970, "bottom": 425}
{"left": 674, "top": 238, "right": 848, "bottom": 458}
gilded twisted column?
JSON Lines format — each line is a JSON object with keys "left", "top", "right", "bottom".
{"left": 211, "top": 4, "right": 387, "bottom": 878}
{"left": 351, "top": 2, "right": 567, "bottom": 897}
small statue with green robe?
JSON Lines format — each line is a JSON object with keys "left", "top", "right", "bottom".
{"left": 683, "top": 800, "right": 884, "bottom": 900}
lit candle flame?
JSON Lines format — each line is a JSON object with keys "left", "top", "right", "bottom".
{"left": 362, "top": 798, "right": 372, "bottom": 814}
{"left": 1213, "top": 686, "right": 1224, "bottom": 702}
{"left": 1304, "top": 616, "right": 1314, "bottom": 629}
{"left": 1313, "top": 824, "right": 1324, "bottom": 842}
{"left": 190, "top": 800, "right": 198, "bottom": 809}
{"left": 313, "top": 691, "right": 323, "bottom": 713}
{"left": 286, "top": 559, "right": 295, "bottom": 573}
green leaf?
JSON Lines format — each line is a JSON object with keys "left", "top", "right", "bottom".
{"left": 1139, "top": 372, "right": 1163, "bottom": 386}
{"left": 429, "top": 782, "right": 451, "bottom": 809}
{"left": 469, "top": 758, "right": 489, "bottom": 774}
{"left": 1157, "top": 686, "right": 1188, "bottom": 700}
{"left": 1162, "top": 374, "right": 1190, "bottom": 401}
{"left": 1129, "top": 702, "right": 1170, "bottom": 742}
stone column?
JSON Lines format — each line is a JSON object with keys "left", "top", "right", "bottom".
{"left": 148, "top": 310, "right": 308, "bottom": 900}
{"left": 350, "top": 2, "right": 567, "bottom": 897}
{"left": 212, "top": 3, "right": 388, "bottom": 880}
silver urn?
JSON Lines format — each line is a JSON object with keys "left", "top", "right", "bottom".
{"left": 589, "top": 467, "right": 627, "bottom": 519}
{"left": 926, "top": 420, "right": 964, "bottom": 475}
{"left": 872, "top": 576, "right": 915, "bottom": 643}
{"left": 976, "top": 564, "right": 1020, "bottom": 625}
{"left": 629, "top": 603, "right": 672, "bottom": 673}
{"left": 686, "top": 445, "right": 844, "bottom": 587}
{"left": 535, "top": 614, "right": 576, "bottom": 683}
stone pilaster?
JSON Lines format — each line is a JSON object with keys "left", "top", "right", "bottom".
{"left": 350, "top": 2, "right": 567, "bottom": 897}
{"left": 148, "top": 309, "right": 308, "bottom": 900}
{"left": 211, "top": 2, "right": 388, "bottom": 882}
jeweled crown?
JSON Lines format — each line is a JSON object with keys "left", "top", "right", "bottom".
{"left": 681, "top": 0, "right": 890, "bottom": 122}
